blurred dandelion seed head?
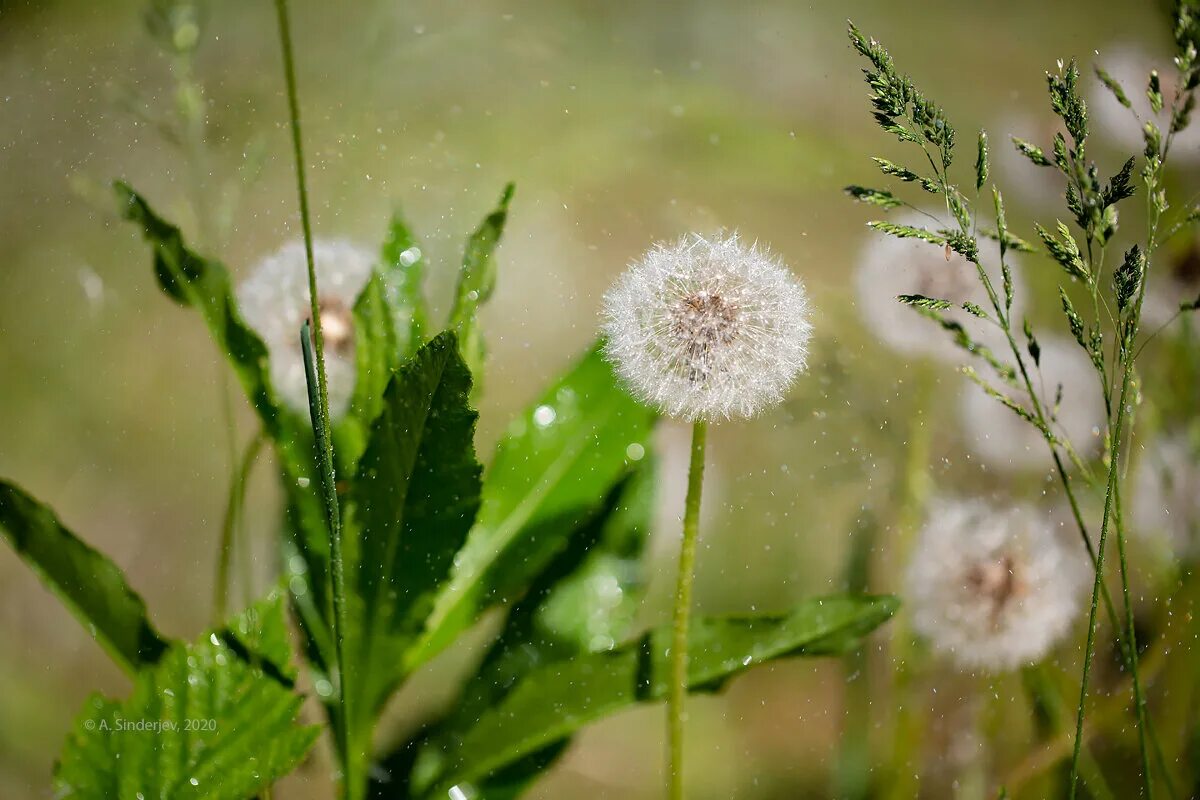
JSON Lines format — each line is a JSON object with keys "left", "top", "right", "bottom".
{"left": 854, "top": 211, "right": 1021, "bottom": 363}
{"left": 959, "top": 336, "right": 1105, "bottom": 471}
{"left": 907, "top": 498, "right": 1088, "bottom": 672}
{"left": 1133, "top": 433, "right": 1200, "bottom": 558}
{"left": 237, "top": 239, "right": 375, "bottom": 419}
{"left": 601, "top": 232, "right": 811, "bottom": 422}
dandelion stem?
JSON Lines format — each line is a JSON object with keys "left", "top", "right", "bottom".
{"left": 668, "top": 420, "right": 707, "bottom": 800}
{"left": 273, "top": 0, "right": 354, "bottom": 796}
{"left": 212, "top": 431, "right": 264, "bottom": 624}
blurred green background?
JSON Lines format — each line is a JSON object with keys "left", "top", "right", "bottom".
{"left": 0, "top": 1, "right": 1184, "bottom": 797}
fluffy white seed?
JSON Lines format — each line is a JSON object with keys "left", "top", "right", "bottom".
{"left": 959, "top": 336, "right": 1105, "bottom": 472}
{"left": 854, "top": 211, "right": 1023, "bottom": 363}
{"left": 601, "top": 232, "right": 812, "bottom": 422}
{"left": 237, "top": 239, "right": 376, "bottom": 418}
{"left": 907, "top": 498, "right": 1089, "bottom": 672}
{"left": 1132, "top": 433, "right": 1200, "bottom": 558}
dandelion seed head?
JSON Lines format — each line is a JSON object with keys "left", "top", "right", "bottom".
{"left": 854, "top": 211, "right": 1022, "bottom": 363}
{"left": 959, "top": 336, "right": 1105, "bottom": 471}
{"left": 237, "top": 239, "right": 375, "bottom": 418}
{"left": 907, "top": 498, "right": 1088, "bottom": 672}
{"left": 601, "top": 232, "right": 811, "bottom": 422}
{"left": 1133, "top": 433, "right": 1200, "bottom": 558}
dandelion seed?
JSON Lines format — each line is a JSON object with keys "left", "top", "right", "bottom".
{"left": 601, "top": 232, "right": 812, "bottom": 422}
{"left": 854, "top": 211, "right": 1021, "bottom": 363}
{"left": 907, "top": 498, "right": 1088, "bottom": 671}
{"left": 959, "top": 336, "right": 1105, "bottom": 471}
{"left": 1091, "top": 45, "right": 1200, "bottom": 167}
{"left": 237, "top": 239, "right": 375, "bottom": 418}
{"left": 1132, "top": 433, "right": 1200, "bottom": 558}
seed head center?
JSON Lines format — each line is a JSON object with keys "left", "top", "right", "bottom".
{"left": 669, "top": 291, "right": 738, "bottom": 380}
{"left": 313, "top": 295, "right": 355, "bottom": 357}
{"left": 966, "top": 554, "right": 1025, "bottom": 625}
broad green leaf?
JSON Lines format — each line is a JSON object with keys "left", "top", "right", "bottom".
{"left": 345, "top": 331, "right": 482, "bottom": 723}
{"left": 427, "top": 595, "right": 899, "bottom": 796}
{"left": 0, "top": 481, "right": 170, "bottom": 673}
{"left": 448, "top": 183, "right": 514, "bottom": 381}
{"left": 405, "top": 343, "right": 655, "bottom": 670}
{"left": 380, "top": 212, "right": 429, "bottom": 360}
{"left": 53, "top": 593, "right": 320, "bottom": 800}
{"left": 338, "top": 273, "right": 400, "bottom": 467}
{"left": 406, "top": 465, "right": 654, "bottom": 797}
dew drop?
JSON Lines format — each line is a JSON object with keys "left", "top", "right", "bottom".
{"left": 625, "top": 442, "right": 645, "bottom": 461}
{"left": 533, "top": 404, "right": 556, "bottom": 428}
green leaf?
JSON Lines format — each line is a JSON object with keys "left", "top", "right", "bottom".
{"left": 346, "top": 331, "right": 482, "bottom": 719}
{"left": 403, "top": 464, "right": 655, "bottom": 798}
{"left": 405, "top": 343, "right": 656, "bottom": 671}
{"left": 379, "top": 212, "right": 429, "bottom": 360}
{"left": 0, "top": 481, "right": 170, "bottom": 673}
{"left": 448, "top": 183, "right": 515, "bottom": 384}
{"left": 426, "top": 595, "right": 899, "bottom": 796}
{"left": 53, "top": 593, "right": 319, "bottom": 800}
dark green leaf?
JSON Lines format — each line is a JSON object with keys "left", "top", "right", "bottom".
{"left": 346, "top": 331, "right": 482, "bottom": 719}
{"left": 1102, "top": 157, "right": 1137, "bottom": 209}
{"left": 1023, "top": 318, "right": 1041, "bottom": 366}
{"left": 53, "top": 594, "right": 319, "bottom": 800}
{"left": 425, "top": 595, "right": 898, "bottom": 796}
{"left": 0, "top": 481, "right": 170, "bottom": 673}
{"left": 1114, "top": 245, "right": 1144, "bottom": 314}
{"left": 448, "top": 183, "right": 515, "bottom": 384}
{"left": 405, "top": 343, "right": 656, "bottom": 671}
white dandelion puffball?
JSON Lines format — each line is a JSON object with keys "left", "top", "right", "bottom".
{"left": 1092, "top": 46, "right": 1200, "bottom": 166}
{"left": 601, "top": 232, "right": 812, "bottom": 422}
{"left": 238, "top": 239, "right": 376, "bottom": 418}
{"left": 960, "top": 336, "right": 1105, "bottom": 472}
{"left": 1133, "top": 434, "right": 1200, "bottom": 558}
{"left": 907, "top": 498, "right": 1089, "bottom": 672}
{"left": 854, "top": 211, "right": 1023, "bottom": 364}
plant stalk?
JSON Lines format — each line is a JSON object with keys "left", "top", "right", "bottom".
{"left": 213, "top": 431, "right": 265, "bottom": 624}
{"left": 273, "top": 0, "right": 354, "bottom": 796}
{"left": 668, "top": 420, "right": 708, "bottom": 800}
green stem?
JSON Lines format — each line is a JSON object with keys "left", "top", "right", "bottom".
{"left": 212, "top": 431, "right": 265, "bottom": 624}
{"left": 668, "top": 420, "right": 708, "bottom": 800}
{"left": 272, "top": 1, "right": 353, "bottom": 796}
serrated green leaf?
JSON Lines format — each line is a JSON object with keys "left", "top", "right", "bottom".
{"left": 448, "top": 183, "right": 515, "bottom": 386}
{"left": 346, "top": 331, "right": 482, "bottom": 721}
{"left": 405, "top": 343, "right": 655, "bottom": 671}
{"left": 0, "top": 481, "right": 170, "bottom": 673}
{"left": 53, "top": 594, "right": 319, "bottom": 800}
{"left": 425, "top": 595, "right": 898, "bottom": 797}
